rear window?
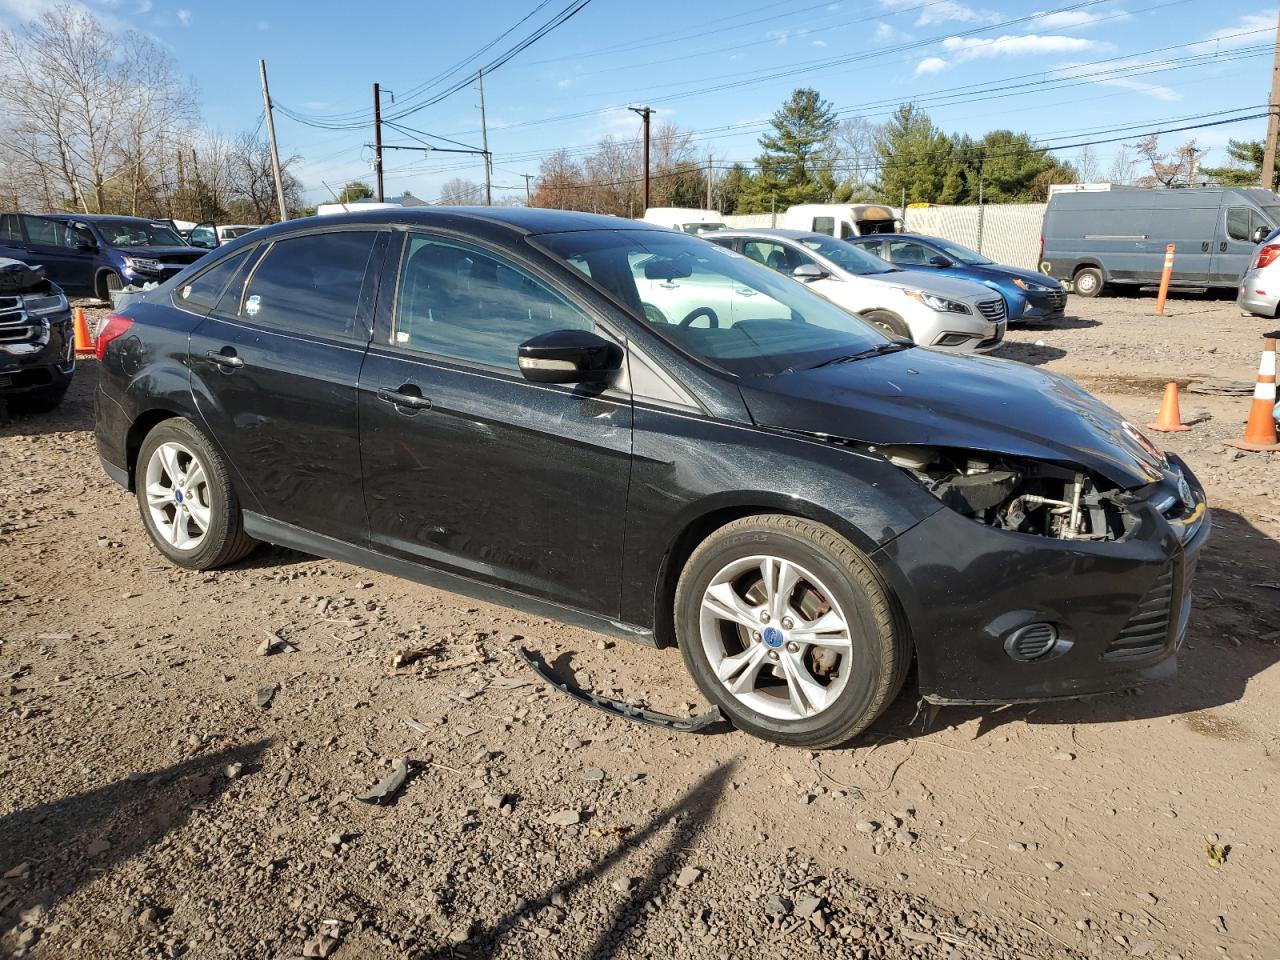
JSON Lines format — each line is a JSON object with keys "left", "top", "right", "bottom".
{"left": 177, "top": 249, "right": 252, "bottom": 312}
{"left": 236, "top": 231, "right": 377, "bottom": 339}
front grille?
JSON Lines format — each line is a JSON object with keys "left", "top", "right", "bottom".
{"left": 976, "top": 298, "right": 1007, "bottom": 323}
{"left": 1103, "top": 566, "right": 1173, "bottom": 662}
{"left": 0, "top": 296, "right": 37, "bottom": 344}
{"left": 1045, "top": 290, "right": 1066, "bottom": 311}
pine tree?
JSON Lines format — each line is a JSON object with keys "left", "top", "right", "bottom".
{"left": 739, "top": 88, "right": 838, "bottom": 210}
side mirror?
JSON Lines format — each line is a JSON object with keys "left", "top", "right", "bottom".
{"left": 928, "top": 254, "right": 953, "bottom": 267}
{"left": 792, "top": 263, "right": 829, "bottom": 282}
{"left": 1253, "top": 225, "right": 1270, "bottom": 244}
{"left": 517, "top": 329, "right": 623, "bottom": 385}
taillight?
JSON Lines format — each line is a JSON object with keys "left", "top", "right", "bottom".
{"left": 95, "top": 313, "right": 133, "bottom": 361}
{"left": 1256, "top": 244, "right": 1280, "bottom": 270}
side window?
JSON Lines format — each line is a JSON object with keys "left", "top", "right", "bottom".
{"left": 839, "top": 222, "right": 853, "bottom": 239}
{"left": 742, "top": 241, "right": 812, "bottom": 274}
{"left": 394, "top": 235, "right": 593, "bottom": 369}
{"left": 21, "top": 216, "right": 66, "bottom": 246}
{"left": 812, "top": 216, "right": 835, "bottom": 236}
{"left": 1226, "top": 207, "right": 1251, "bottom": 242}
{"left": 0, "top": 214, "right": 23, "bottom": 243}
{"left": 238, "top": 231, "right": 377, "bottom": 339}
{"left": 177, "top": 249, "right": 252, "bottom": 311}
{"left": 65, "top": 224, "right": 94, "bottom": 250}
{"left": 886, "top": 240, "right": 932, "bottom": 265}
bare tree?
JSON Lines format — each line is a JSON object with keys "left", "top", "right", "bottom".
{"left": 437, "top": 177, "right": 485, "bottom": 205}
{"left": 1130, "top": 135, "right": 1200, "bottom": 188}
{"left": 1106, "top": 144, "right": 1135, "bottom": 184}
{"left": 829, "top": 117, "right": 880, "bottom": 199}
{"left": 1073, "top": 145, "right": 1101, "bottom": 184}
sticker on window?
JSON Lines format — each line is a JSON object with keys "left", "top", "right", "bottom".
{"left": 245, "top": 294, "right": 261, "bottom": 318}
{"left": 181, "top": 284, "right": 192, "bottom": 299}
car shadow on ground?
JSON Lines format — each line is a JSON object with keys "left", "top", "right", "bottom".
{"left": 866, "top": 506, "right": 1280, "bottom": 746}
{"left": 987, "top": 342, "right": 1068, "bottom": 365}
{"left": 0, "top": 740, "right": 271, "bottom": 947}
{"left": 1016, "top": 313, "right": 1100, "bottom": 331}
{"left": 416, "top": 762, "right": 735, "bottom": 959}
{"left": 0, "top": 360, "right": 97, "bottom": 439}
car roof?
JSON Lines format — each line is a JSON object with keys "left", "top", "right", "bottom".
{"left": 44, "top": 213, "right": 170, "bottom": 223}
{"left": 712, "top": 228, "right": 831, "bottom": 242}
{"left": 251, "top": 206, "right": 660, "bottom": 241}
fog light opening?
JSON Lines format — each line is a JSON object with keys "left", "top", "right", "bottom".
{"left": 1004, "top": 622, "right": 1060, "bottom": 662}
{"left": 934, "top": 333, "right": 975, "bottom": 347}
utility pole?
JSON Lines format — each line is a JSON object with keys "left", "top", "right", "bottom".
{"left": 706, "top": 153, "right": 713, "bottom": 210}
{"left": 478, "top": 70, "right": 492, "bottom": 206}
{"left": 629, "top": 106, "right": 653, "bottom": 211}
{"left": 258, "top": 58, "right": 289, "bottom": 221}
{"left": 373, "top": 82, "right": 385, "bottom": 202}
{"left": 1264, "top": 8, "right": 1280, "bottom": 191}
{"left": 522, "top": 173, "right": 534, "bottom": 205}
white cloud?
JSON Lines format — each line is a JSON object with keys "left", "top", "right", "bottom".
{"left": 1052, "top": 59, "right": 1181, "bottom": 102}
{"left": 811, "top": 39, "right": 827, "bottom": 47}
{"left": 881, "top": 0, "right": 995, "bottom": 26}
{"left": 1195, "top": 12, "right": 1277, "bottom": 53}
{"left": 176, "top": 7, "right": 190, "bottom": 25}
{"left": 914, "top": 56, "right": 950, "bottom": 75}
{"left": 941, "top": 33, "right": 1099, "bottom": 61}
{"left": 874, "top": 21, "right": 895, "bottom": 41}
{"left": 1034, "top": 9, "right": 1126, "bottom": 29}
{"left": 557, "top": 77, "right": 571, "bottom": 89}
{"left": 135, "top": 0, "right": 151, "bottom": 10}
{"left": 256, "top": 19, "right": 269, "bottom": 30}
{"left": 0, "top": 0, "right": 125, "bottom": 31}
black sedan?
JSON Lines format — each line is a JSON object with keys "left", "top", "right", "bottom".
{"left": 93, "top": 208, "right": 1208, "bottom": 748}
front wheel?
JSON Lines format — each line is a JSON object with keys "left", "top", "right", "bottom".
{"left": 674, "top": 515, "right": 909, "bottom": 748}
{"left": 862, "top": 310, "right": 912, "bottom": 340}
{"left": 1072, "top": 267, "right": 1104, "bottom": 298}
{"left": 135, "top": 418, "right": 256, "bottom": 569}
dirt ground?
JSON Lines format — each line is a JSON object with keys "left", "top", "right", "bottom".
{"left": 2, "top": 292, "right": 1278, "bottom": 960}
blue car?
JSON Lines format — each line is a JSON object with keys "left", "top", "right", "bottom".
{"left": 847, "top": 233, "right": 1067, "bottom": 324}
{"left": 0, "top": 213, "right": 207, "bottom": 301}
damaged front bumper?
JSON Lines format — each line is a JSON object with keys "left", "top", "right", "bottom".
{"left": 873, "top": 455, "right": 1209, "bottom": 704}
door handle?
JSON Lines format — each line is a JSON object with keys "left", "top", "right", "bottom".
{"left": 205, "top": 350, "right": 243, "bottom": 369}
{"left": 377, "top": 385, "right": 432, "bottom": 411}
{"left": 1201, "top": 242, "right": 1210, "bottom": 253}
{"left": 1220, "top": 242, "right": 1228, "bottom": 252}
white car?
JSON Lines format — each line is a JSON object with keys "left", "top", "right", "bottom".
{"left": 707, "top": 229, "right": 1007, "bottom": 353}
{"left": 641, "top": 207, "right": 727, "bottom": 235}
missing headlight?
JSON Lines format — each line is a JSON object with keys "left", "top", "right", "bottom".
{"left": 878, "top": 445, "right": 1133, "bottom": 541}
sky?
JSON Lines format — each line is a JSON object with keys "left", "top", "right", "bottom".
{"left": 1, "top": 0, "right": 1276, "bottom": 205}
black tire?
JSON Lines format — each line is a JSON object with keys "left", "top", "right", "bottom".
{"left": 10, "top": 382, "right": 69, "bottom": 414}
{"left": 862, "top": 310, "right": 912, "bottom": 340}
{"left": 135, "top": 417, "right": 256, "bottom": 570}
{"left": 98, "top": 270, "right": 123, "bottom": 303}
{"left": 1072, "top": 267, "right": 1104, "bottom": 298}
{"left": 674, "top": 515, "right": 910, "bottom": 749}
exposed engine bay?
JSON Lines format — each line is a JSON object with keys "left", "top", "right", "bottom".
{"left": 876, "top": 445, "right": 1137, "bottom": 541}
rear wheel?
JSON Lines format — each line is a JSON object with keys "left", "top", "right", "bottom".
{"left": 675, "top": 515, "right": 909, "bottom": 748}
{"left": 862, "top": 309, "right": 912, "bottom": 340}
{"left": 1072, "top": 267, "right": 1104, "bottom": 298}
{"left": 135, "top": 418, "right": 255, "bottom": 569}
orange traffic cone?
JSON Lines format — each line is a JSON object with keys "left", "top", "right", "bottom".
{"left": 1147, "top": 381, "right": 1190, "bottom": 433}
{"left": 73, "top": 307, "right": 94, "bottom": 356}
{"left": 1223, "top": 336, "right": 1280, "bottom": 452}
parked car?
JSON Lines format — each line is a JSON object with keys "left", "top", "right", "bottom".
{"left": 1039, "top": 186, "right": 1280, "bottom": 297}
{"left": 0, "top": 213, "right": 207, "bottom": 300}
{"left": 640, "top": 208, "right": 727, "bottom": 234}
{"left": 848, "top": 233, "right": 1067, "bottom": 324}
{"left": 706, "top": 228, "right": 1007, "bottom": 352}
{"left": 1236, "top": 225, "right": 1280, "bottom": 318}
{"left": 188, "top": 222, "right": 261, "bottom": 249}
{"left": 782, "top": 203, "right": 903, "bottom": 238}
{"left": 93, "top": 208, "right": 1209, "bottom": 747}
{"left": 0, "top": 256, "right": 74, "bottom": 412}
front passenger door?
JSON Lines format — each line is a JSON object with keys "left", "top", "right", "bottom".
{"left": 358, "top": 233, "right": 632, "bottom": 617}
{"left": 1214, "top": 206, "right": 1272, "bottom": 286}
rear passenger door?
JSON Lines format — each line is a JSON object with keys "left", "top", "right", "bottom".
{"left": 188, "top": 228, "right": 386, "bottom": 543}
{"left": 357, "top": 232, "right": 632, "bottom": 617}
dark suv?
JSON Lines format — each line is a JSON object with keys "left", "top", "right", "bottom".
{"left": 0, "top": 258, "right": 74, "bottom": 411}
{"left": 94, "top": 209, "right": 1209, "bottom": 748}
{"left": 0, "top": 213, "right": 205, "bottom": 300}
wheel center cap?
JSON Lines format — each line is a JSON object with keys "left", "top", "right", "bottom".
{"left": 174, "top": 489, "right": 184, "bottom": 503}
{"left": 762, "top": 626, "right": 784, "bottom": 648}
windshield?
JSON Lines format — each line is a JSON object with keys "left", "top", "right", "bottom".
{"left": 934, "top": 239, "right": 991, "bottom": 265}
{"left": 537, "top": 229, "right": 886, "bottom": 376}
{"left": 795, "top": 236, "right": 899, "bottom": 276}
{"left": 95, "top": 219, "right": 186, "bottom": 248}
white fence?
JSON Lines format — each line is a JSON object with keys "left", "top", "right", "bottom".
{"left": 723, "top": 203, "right": 1048, "bottom": 269}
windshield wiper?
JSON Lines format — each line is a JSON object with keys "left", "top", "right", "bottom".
{"left": 807, "top": 340, "right": 913, "bottom": 369}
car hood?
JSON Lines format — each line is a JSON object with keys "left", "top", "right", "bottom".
{"left": 739, "top": 348, "right": 1166, "bottom": 488}
{"left": 965, "top": 262, "right": 1062, "bottom": 289}
{"left": 856, "top": 268, "right": 1003, "bottom": 303}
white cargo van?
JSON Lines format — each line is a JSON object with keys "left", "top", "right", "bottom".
{"left": 641, "top": 208, "right": 727, "bottom": 234}
{"left": 782, "top": 203, "right": 903, "bottom": 238}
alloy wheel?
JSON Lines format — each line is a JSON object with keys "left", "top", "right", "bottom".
{"left": 698, "top": 555, "right": 855, "bottom": 721}
{"left": 143, "top": 441, "right": 212, "bottom": 550}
